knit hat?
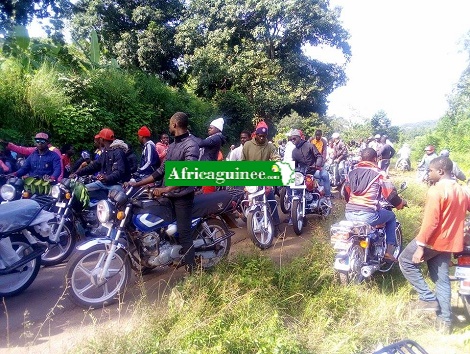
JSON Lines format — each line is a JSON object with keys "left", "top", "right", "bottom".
{"left": 35, "top": 132, "right": 49, "bottom": 140}
{"left": 138, "top": 126, "right": 151, "bottom": 137}
{"left": 288, "top": 129, "right": 301, "bottom": 137}
{"left": 255, "top": 121, "right": 268, "bottom": 135}
{"left": 210, "top": 117, "right": 224, "bottom": 132}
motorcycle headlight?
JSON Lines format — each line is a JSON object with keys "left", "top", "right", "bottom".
{"left": 294, "top": 172, "right": 305, "bottom": 186}
{"left": 246, "top": 186, "right": 259, "bottom": 194}
{"left": 50, "top": 185, "right": 61, "bottom": 199}
{"left": 97, "top": 200, "right": 113, "bottom": 223}
{"left": 0, "top": 184, "right": 16, "bottom": 201}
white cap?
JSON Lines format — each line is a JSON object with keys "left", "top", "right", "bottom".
{"left": 332, "top": 132, "right": 340, "bottom": 139}
{"left": 210, "top": 117, "right": 224, "bottom": 132}
{"left": 288, "top": 129, "right": 301, "bottom": 137}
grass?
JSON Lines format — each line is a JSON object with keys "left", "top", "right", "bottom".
{"left": 70, "top": 171, "right": 470, "bottom": 354}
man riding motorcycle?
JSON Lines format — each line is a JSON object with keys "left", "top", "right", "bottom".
{"left": 343, "top": 148, "right": 406, "bottom": 261}
{"left": 14, "top": 132, "right": 62, "bottom": 182}
{"left": 73, "top": 128, "right": 130, "bottom": 199}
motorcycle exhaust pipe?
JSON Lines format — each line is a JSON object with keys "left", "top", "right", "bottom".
{"left": 361, "top": 264, "right": 380, "bottom": 278}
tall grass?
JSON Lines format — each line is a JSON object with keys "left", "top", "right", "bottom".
{"left": 70, "top": 172, "right": 470, "bottom": 354}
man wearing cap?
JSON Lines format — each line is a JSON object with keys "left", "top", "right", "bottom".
{"left": 2, "top": 132, "right": 64, "bottom": 181}
{"left": 310, "top": 129, "right": 332, "bottom": 198}
{"left": 242, "top": 121, "right": 282, "bottom": 231}
{"left": 15, "top": 132, "right": 62, "bottom": 181}
{"left": 128, "top": 112, "right": 200, "bottom": 272}
{"left": 439, "top": 149, "right": 466, "bottom": 181}
{"left": 198, "top": 117, "right": 226, "bottom": 161}
{"left": 137, "top": 126, "right": 160, "bottom": 177}
{"left": 74, "top": 128, "right": 130, "bottom": 198}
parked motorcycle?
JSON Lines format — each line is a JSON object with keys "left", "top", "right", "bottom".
{"left": 451, "top": 216, "right": 470, "bottom": 320}
{"left": 290, "top": 168, "right": 332, "bottom": 235}
{"left": 244, "top": 186, "right": 277, "bottom": 249}
{"left": 0, "top": 198, "right": 57, "bottom": 297}
{"left": 395, "top": 157, "right": 410, "bottom": 172}
{"left": 330, "top": 183, "right": 406, "bottom": 284}
{"left": 65, "top": 187, "right": 244, "bottom": 308}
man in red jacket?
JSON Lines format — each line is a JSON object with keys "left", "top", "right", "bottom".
{"left": 399, "top": 156, "right": 470, "bottom": 334}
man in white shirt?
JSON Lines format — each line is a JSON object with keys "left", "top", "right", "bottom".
{"left": 227, "top": 130, "right": 251, "bottom": 161}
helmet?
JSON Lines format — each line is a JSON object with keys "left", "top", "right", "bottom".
{"left": 331, "top": 132, "right": 340, "bottom": 139}
{"left": 81, "top": 150, "right": 91, "bottom": 159}
{"left": 440, "top": 149, "right": 450, "bottom": 157}
{"left": 374, "top": 134, "right": 381, "bottom": 139}
{"left": 424, "top": 145, "right": 435, "bottom": 153}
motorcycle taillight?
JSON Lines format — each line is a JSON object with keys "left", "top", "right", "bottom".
{"left": 457, "top": 255, "right": 470, "bottom": 266}
{"left": 305, "top": 175, "right": 315, "bottom": 191}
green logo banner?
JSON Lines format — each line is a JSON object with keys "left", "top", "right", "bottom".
{"left": 164, "top": 161, "right": 295, "bottom": 186}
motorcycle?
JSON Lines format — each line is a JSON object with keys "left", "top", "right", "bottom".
{"left": 451, "top": 216, "right": 470, "bottom": 320}
{"left": 0, "top": 197, "right": 57, "bottom": 297}
{"left": 330, "top": 183, "right": 406, "bottom": 284}
{"left": 395, "top": 157, "right": 410, "bottom": 172}
{"left": 289, "top": 167, "right": 332, "bottom": 235}
{"left": 244, "top": 186, "right": 277, "bottom": 249}
{"left": 65, "top": 187, "right": 244, "bottom": 308}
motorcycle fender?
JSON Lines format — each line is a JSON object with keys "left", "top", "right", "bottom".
{"left": 334, "top": 255, "right": 350, "bottom": 272}
{"left": 292, "top": 196, "right": 302, "bottom": 202}
{"left": 245, "top": 204, "right": 260, "bottom": 214}
{"left": 76, "top": 238, "right": 125, "bottom": 251}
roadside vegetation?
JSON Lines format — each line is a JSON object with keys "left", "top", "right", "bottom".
{"left": 70, "top": 173, "right": 470, "bottom": 354}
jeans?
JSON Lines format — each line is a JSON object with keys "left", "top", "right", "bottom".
{"left": 345, "top": 209, "right": 397, "bottom": 245}
{"left": 171, "top": 191, "right": 196, "bottom": 268}
{"left": 315, "top": 169, "right": 332, "bottom": 197}
{"left": 398, "top": 239, "right": 452, "bottom": 322}
{"left": 266, "top": 189, "right": 280, "bottom": 226}
{"left": 86, "top": 181, "right": 123, "bottom": 200}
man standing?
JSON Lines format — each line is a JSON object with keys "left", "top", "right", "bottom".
{"left": 439, "top": 149, "right": 466, "bottom": 182}
{"left": 156, "top": 133, "right": 170, "bottom": 162}
{"left": 15, "top": 132, "right": 62, "bottom": 181}
{"left": 310, "top": 129, "right": 332, "bottom": 198}
{"left": 399, "top": 156, "right": 470, "bottom": 334}
{"left": 129, "top": 112, "right": 200, "bottom": 272}
{"left": 242, "top": 121, "right": 281, "bottom": 231}
{"left": 331, "top": 132, "right": 348, "bottom": 186}
{"left": 377, "top": 135, "right": 395, "bottom": 174}
{"left": 137, "top": 125, "right": 160, "bottom": 177}
{"left": 198, "top": 117, "right": 226, "bottom": 161}
{"left": 227, "top": 130, "right": 251, "bottom": 161}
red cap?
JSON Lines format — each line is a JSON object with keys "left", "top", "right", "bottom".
{"left": 255, "top": 121, "right": 268, "bottom": 135}
{"left": 94, "top": 134, "right": 100, "bottom": 139}
{"left": 97, "top": 128, "right": 115, "bottom": 141}
{"left": 138, "top": 126, "right": 151, "bottom": 137}
{"left": 35, "top": 132, "right": 49, "bottom": 140}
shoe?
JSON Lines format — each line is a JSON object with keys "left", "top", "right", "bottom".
{"left": 435, "top": 317, "right": 452, "bottom": 334}
{"left": 411, "top": 299, "right": 440, "bottom": 311}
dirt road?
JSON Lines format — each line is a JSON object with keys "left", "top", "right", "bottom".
{"left": 0, "top": 210, "right": 329, "bottom": 354}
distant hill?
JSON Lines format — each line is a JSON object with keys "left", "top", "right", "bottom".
{"left": 399, "top": 119, "right": 438, "bottom": 130}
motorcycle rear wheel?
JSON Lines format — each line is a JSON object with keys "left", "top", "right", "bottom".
{"left": 0, "top": 235, "right": 41, "bottom": 297}
{"left": 338, "top": 244, "right": 364, "bottom": 285}
{"left": 279, "top": 187, "right": 291, "bottom": 214}
{"left": 291, "top": 199, "right": 304, "bottom": 235}
{"left": 41, "top": 221, "right": 76, "bottom": 266}
{"left": 247, "top": 206, "right": 274, "bottom": 249}
{"left": 194, "top": 219, "right": 231, "bottom": 269}
{"left": 65, "top": 244, "right": 130, "bottom": 308}
{"left": 461, "top": 295, "right": 470, "bottom": 321}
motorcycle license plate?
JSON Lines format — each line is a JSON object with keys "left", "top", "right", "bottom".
{"left": 333, "top": 240, "right": 351, "bottom": 251}
{"left": 454, "top": 266, "right": 470, "bottom": 279}
{"left": 56, "top": 202, "right": 67, "bottom": 208}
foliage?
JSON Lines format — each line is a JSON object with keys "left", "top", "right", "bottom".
{"left": 371, "top": 110, "right": 400, "bottom": 142}
{"left": 176, "top": 0, "right": 351, "bottom": 121}
{"left": 70, "top": 0, "right": 183, "bottom": 83}
{"left": 276, "top": 111, "right": 330, "bottom": 141}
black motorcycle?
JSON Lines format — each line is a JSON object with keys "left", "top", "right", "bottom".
{"left": 0, "top": 197, "right": 56, "bottom": 297}
{"left": 65, "top": 187, "right": 244, "bottom": 308}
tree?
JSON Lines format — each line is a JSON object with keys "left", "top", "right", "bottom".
{"left": 0, "top": 0, "right": 72, "bottom": 44}
{"left": 70, "top": 0, "right": 183, "bottom": 83}
{"left": 176, "top": 0, "right": 351, "bottom": 121}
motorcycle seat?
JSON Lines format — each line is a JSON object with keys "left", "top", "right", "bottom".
{"left": 192, "top": 190, "right": 234, "bottom": 218}
{"left": 0, "top": 199, "right": 42, "bottom": 234}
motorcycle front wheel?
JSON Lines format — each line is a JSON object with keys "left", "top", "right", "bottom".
{"left": 0, "top": 235, "right": 41, "bottom": 297}
{"left": 291, "top": 199, "right": 304, "bottom": 235}
{"left": 338, "top": 243, "right": 364, "bottom": 285}
{"left": 279, "top": 187, "right": 291, "bottom": 214}
{"left": 194, "top": 219, "right": 231, "bottom": 269}
{"left": 65, "top": 244, "right": 130, "bottom": 308}
{"left": 246, "top": 206, "right": 274, "bottom": 249}
{"left": 41, "top": 221, "right": 76, "bottom": 266}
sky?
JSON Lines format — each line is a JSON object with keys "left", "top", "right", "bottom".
{"left": 308, "top": 0, "right": 470, "bottom": 126}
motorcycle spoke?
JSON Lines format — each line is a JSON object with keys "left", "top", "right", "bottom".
{"left": 76, "top": 263, "right": 93, "bottom": 277}
{"left": 76, "top": 282, "right": 95, "bottom": 296}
